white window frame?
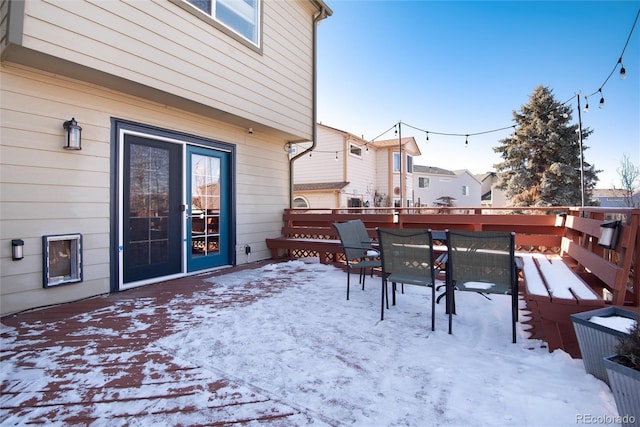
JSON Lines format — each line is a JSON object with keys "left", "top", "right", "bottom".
{"left": 393, "top": 153, "right": 400, "bottom": 172}
{"left": 419, "top": 177, "right": 430, "bottom": 188}
{"left": 462, "top": 185, "right": 469, "bottom": 196}
{"left": 293, "top": 196, "right": 309, "bottom": 208}
{"left": 179, "top": 0, "right": 262, "bottom": 49}
{"left": 406, "top": 155, "right": 413, "bottom": 174}
{"left": 349, "top": 144, "right": 363, "bottom": 158}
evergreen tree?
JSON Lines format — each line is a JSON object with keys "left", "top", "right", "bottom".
{"left": 493, "top": 85, "right": 599, "bottom": 207}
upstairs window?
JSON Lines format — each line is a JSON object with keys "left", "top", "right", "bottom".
{"left": 393, "top": 153, "right": 400, "bottom": 172}
{"left": 186, "top": 0, "right": 261, "bottom": 46}
{"left": 419, "top": 177, "right": 430, "bottom": 188}
{"left": 349, "top": 144, "right": 362, "bottom": 158}
{"left": 406, "top": 155, "right": 413, "bottom": 174}
{"left": 462, "top": 185, "right": 469, "bottom": 196}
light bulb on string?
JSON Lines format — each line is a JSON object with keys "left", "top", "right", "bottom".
{"left": 583, "top": 96, "right": 589, "bottom": 113}
{"left": 616, "top": 57, "right": 627, "bottom": 80}
{"left": 465, "top": 135, "right": 469, "bottom": 146}
{"left": 335, "top": 151, "right": 338, "bottom": 161}
{"left": 425, "top": 132, "right": 429, "bottom": 142}
{"left": 598, "top": 89, "right": 605, "bottom": 109}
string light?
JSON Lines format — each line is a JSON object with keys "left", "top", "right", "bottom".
{"left": 307, "top": 9, "right": 639, "bottom": 155}
{"left": 618, "top": 57, "right": 627, "bottom": 80}
{"left": 582, "top": 9, "right": 638, "bottom": 112}
{"left": 599, "top": 88, "right": 605, "bottom": 109}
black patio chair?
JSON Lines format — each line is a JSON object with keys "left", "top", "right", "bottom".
{"left": 445, "top": 230, "right": 518, "bottom": 343}
{"left": 333, "top": 220, "right": 381, "bottom": 300}
{"left": 377, "top": 228, "right": 440, "bottom": 331}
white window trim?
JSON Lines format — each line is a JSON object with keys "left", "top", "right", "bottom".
{"left": 349, "top": 143, "right": 363, "bottom": 158}
{"left": 173, "top": 0, "right": 262, "bottom": 52}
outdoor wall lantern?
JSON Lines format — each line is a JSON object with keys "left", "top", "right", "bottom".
{"left": 555, "top": 213, "right": 567, "bottom": 228}
{"left": 393, "top": 211, "right": 399, "bottom": 224}
{"left": 63, "top": 118, "right": 82, "bottom": 150}
{"left": 598, "top": 220, "right": 621, "bottom": 250}
{"left": 11, "top": 239, "right": 24, "bottom": 261}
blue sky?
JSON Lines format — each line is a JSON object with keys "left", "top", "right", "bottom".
{"left": 317, "top": 1, "right": 640, "bottom": 189}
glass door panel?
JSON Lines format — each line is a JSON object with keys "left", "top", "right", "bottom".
{"left": 187, "top": 147, "right": 230, "bottom": 271}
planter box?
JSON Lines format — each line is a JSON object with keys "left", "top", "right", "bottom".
{"left": 604, "top": 355, "right": 640, "bottom": 427}
{"left": 570, "top": 307, "right": 636, "bottom": 385}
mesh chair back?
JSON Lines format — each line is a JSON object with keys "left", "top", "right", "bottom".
{"left": 446, "top": 230, "right": 515, "bottom": 294}
{"left": 333, "top": 220, "right": 376, "bottom": 262}
{"left": 377, "top": 228, "right": 436, "bottom": 286}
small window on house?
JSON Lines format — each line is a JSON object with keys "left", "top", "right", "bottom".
{"left": 406, "top": 155, "right": 413, "bottom": 174}
{"left": 419, "top": 177, "right": 430, "bottom": 188}
{"left": 293, "top": 197, "right": 309, "bottom": 208}
{"left": 462, "top": 185, "right": 469, "bottom": 196}
{"left": 185, "top": 0, "right": 261, "bottom": 46}
{"left": 349, "top": 144, "right": 362, "bottom": 157}
{"left": 393, "top": 153, "right": 400, "bottom": 172}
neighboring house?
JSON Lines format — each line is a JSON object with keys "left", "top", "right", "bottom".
{"left": 413, "top": 166, "right": 481, "bottom": 207}
{"left": 591, "top": 188, "right": 640, "bottom": 207}
{"left": 476, "top": 172, "right": 509, "bottom": 208}
{"left": 0, "top": 0, "right": 331, "bottom": 316}
{"left": 293, "top": 124, "right": 421, "bottom": 208}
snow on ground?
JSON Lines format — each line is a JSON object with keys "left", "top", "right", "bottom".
{"left": 1, "top": 260, "right": 621, "bottom": 426}
{"left": 158, "top": 260, "right": 619, "bottom": 426}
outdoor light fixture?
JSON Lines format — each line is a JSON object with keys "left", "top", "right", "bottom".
{"left": 598, "top": 220, "right": 621, "bottom": 250}
{"left": 11, "top": 239, "right": 24, "bottom": 261}
{"left": 63, "top": 118, "right": 82, "bottom": 150}
{"left": 598, "top": 89, "right": 605, "bottom": 109}
{"left": 618, "top": 57, "right": 626, "bottom": 80}
{"left": 393, "top": 211, "right": 399, "bottom": 224}
{"left": 555, "top": 213, "right": 567, "bottom": 228}
{"left": 583, "top": 97, "right": 589, "bottom": 113}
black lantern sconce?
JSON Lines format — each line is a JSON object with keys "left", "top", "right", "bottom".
{"left": 63, "top": 118, "right": 82, "bottom": 150}
{"left": 11, "top": 239, "right": 24, "bottom": 261}
{"left": 598, "top": 220, "right": 621, "bottom": 250}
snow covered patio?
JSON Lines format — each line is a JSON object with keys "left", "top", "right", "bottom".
{"left": 1, "top": 260, "right": 620, "bottom": 426}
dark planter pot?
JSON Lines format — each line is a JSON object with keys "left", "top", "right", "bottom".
{"left": 604, "top": 355, "right": 640, "bottom": 427}
{"left": 571, "top": 306, "right": 636, "bottom": 385}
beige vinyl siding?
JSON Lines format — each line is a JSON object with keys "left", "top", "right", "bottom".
{"left": 303, "top": 192, "right": 338, "bottom": 209}
{"left": 0, "top": 63, "right": 289, "bottom": 315}
{"left": 294, "top": 126, "right": 344, "bottom": 184}
{"left": 17, "top": 0, "right": 314, "bottom": 139}
{"left": 344, "top": 142, "right": 377, "bottom": 206}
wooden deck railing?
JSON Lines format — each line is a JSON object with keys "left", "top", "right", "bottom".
{"left": 268, "top": 206, "right": 639, "bottom": 307}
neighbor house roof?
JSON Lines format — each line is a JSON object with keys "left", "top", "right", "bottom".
{"left": 373, "top": 137, "right": 414, "bottom": 148}
{"left": 294, "top": 181, "right": 349, "bottom": 191}
{"left": 592, "top": 188, "right": 634, "bottom": 198}
{"left": 412, "top": 165, "right": 455, "bottom": 176}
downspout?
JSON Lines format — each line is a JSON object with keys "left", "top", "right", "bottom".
{"left": 288, "top": 5, "right": 329, "bottom": 208}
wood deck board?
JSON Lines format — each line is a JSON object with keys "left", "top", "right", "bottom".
{"left": 0, "top": 262, "right": 326, "bottom": 426}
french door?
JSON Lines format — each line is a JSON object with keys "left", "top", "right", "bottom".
{"left": 122, "top": 135, "right": 182, "bottom": 284}
{"left": 187, "top": 146, "right": 230, "bottom": 271}
{"left": 119, "top": 130, "right": 232, "bottom": 290}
